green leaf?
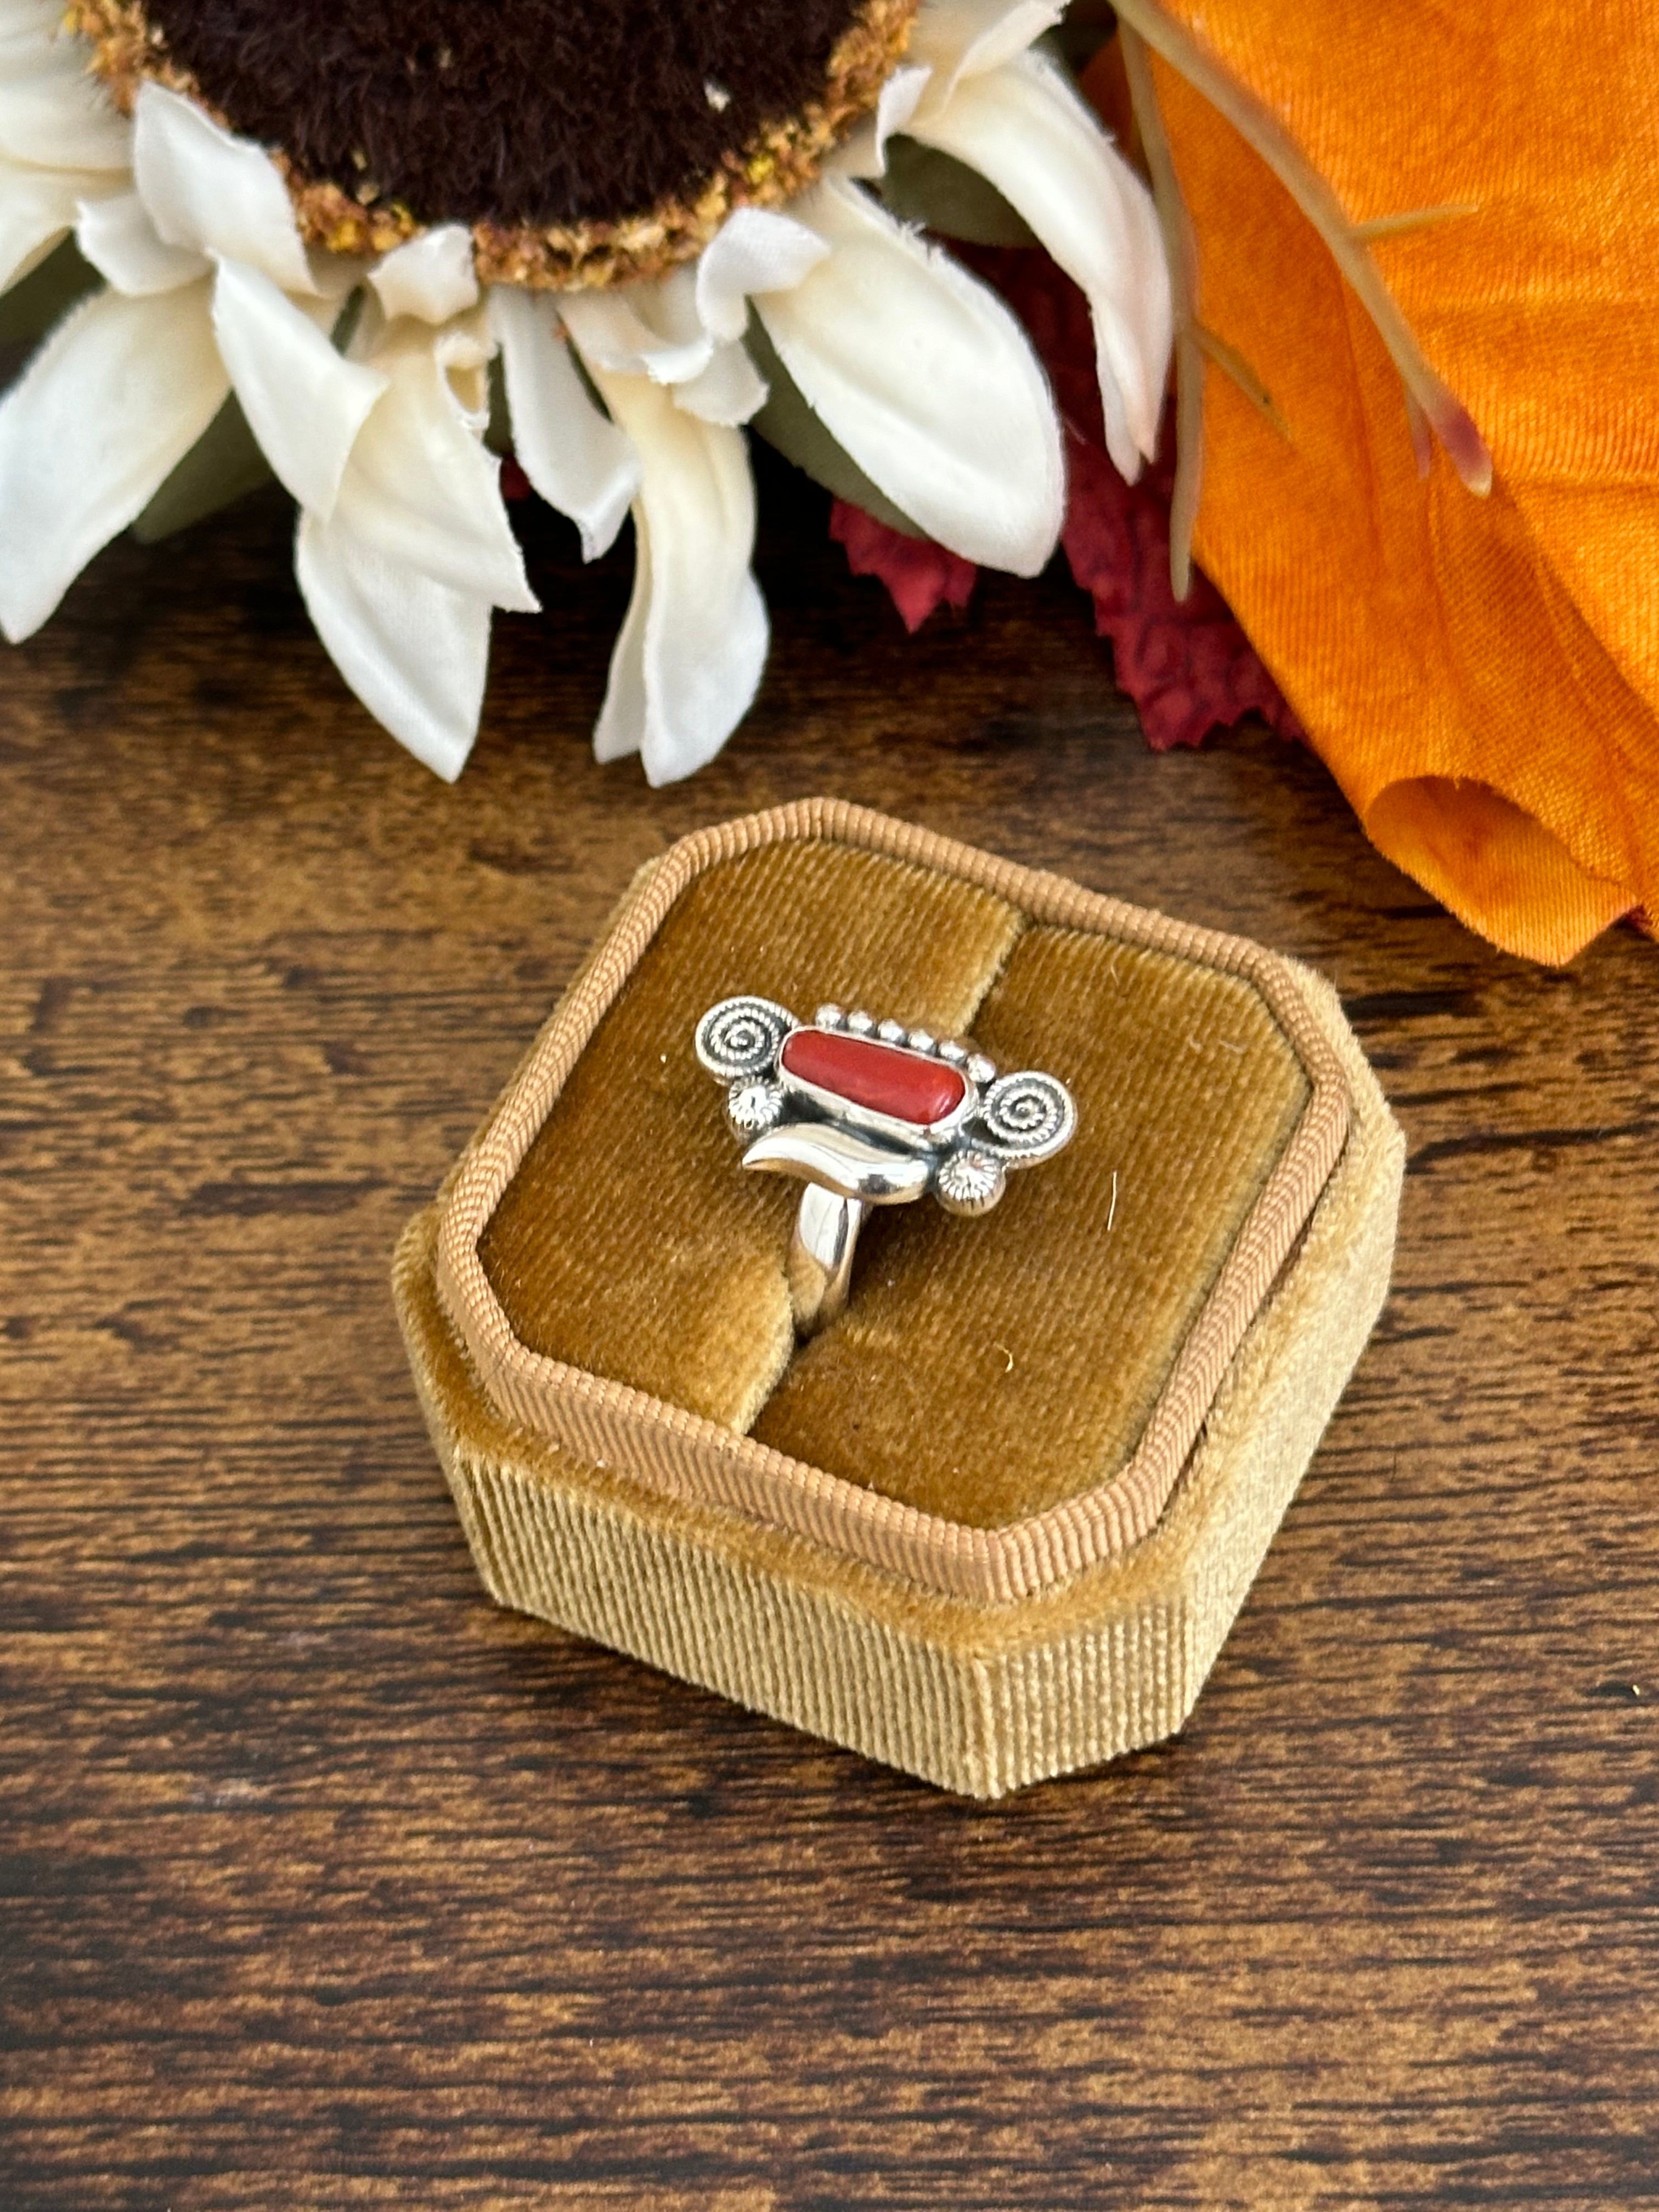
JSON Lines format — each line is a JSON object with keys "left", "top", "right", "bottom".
{"left": 876, "top": 140, "right": 1037, "bottom": 248}
{"left": 0, "top": 237, "right": 100, "bottom": 350}
{"left": 132, "top": 393, "right": 276, "bottom": 543}
{"left": 485, "top": 353, "right": 511, "bottom": 455}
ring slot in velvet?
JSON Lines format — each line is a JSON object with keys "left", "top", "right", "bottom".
{"left": 477, "top": 839, "right": 1024, "bottom": 1435}
{"left": 752, "top": 921, "right": 1308, "bottom": 1526}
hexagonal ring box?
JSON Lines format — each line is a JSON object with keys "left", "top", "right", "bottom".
{"left": 394, "top": 800, "right": 1403, "bottom": 1797}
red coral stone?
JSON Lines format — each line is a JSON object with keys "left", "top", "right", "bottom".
{"left": 781, "top": 1028, "right": 966, "bottom": 1126}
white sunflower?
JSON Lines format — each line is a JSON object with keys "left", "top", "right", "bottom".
{"left": 0, "top": 0, "right": 1171, "bottom": 784}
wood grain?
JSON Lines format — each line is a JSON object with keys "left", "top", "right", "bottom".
{"left": 2, "top": 456, "right": 1656, "bottom": 2209}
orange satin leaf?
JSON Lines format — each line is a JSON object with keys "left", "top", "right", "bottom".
{"left": 1139, "top": 2, "right": 1659, "bottom": 961}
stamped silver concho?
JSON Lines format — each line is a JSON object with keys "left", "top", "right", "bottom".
{"left": 696, "top": 994, "right": 1077, "bottom": 1336}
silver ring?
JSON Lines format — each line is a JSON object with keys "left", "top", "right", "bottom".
{"left": 696, "top": 995, "right": 1078, "bottom": 1337}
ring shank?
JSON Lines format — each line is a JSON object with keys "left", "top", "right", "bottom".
{"left": 787, "top": 1186, "right": 868, "bottom": 1337}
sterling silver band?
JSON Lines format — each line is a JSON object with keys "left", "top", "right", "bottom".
{"left": 788, "top": 1185, "right": 867, "bottom": 1336}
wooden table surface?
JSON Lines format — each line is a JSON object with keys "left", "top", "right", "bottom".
{"left": 3, "top": 465, "right": 1655, "bottom": 2211}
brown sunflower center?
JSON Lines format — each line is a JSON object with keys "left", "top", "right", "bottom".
{"left": 94, "top": 0, "right": 917, "bottom": 268}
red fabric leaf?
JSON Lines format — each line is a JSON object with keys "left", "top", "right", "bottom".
{"left": 828, "top": 499, "right": 978, "bottom": 633}
{"left": 1062, "top": 430, "right": 1302, "bottom": 750}
{"left": 830, "top": 244, "right": 1301, "bottom": 750}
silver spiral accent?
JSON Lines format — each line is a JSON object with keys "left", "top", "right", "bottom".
{"left": 695, "top": 995, "right": 797, "bottom": 1081}
{"left": 973, "top": 1070, "right": 1077, "bottom": 1163}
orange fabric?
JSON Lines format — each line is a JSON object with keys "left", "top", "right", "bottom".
{"left": 1133, "top": 3, "right": 1659, "bottom": 962}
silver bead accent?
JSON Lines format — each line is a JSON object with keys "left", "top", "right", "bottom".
{"left": 966, "top": 1053, "right": 997, "bottom": 1086}
{"left": 847, "top": 1009, "right": 876, "bottom": 1035}
{"left": 938, "top": 1040, "right": 968, "bottom": 1065}
{"left": 816, "top": 1003, "right": 845, "bottom": 1029}
{"left": 876, "top": 1018, "right": 907, "bottom": 1043}
{"left": 906, "top": 1028, "right": 935, "bottom": 1055}
{"left": 726, "top": 1079, "right": 785, "bottom": 1139}
{"left": 935, "top": 1149, "right": 1007, "bottom": 1217}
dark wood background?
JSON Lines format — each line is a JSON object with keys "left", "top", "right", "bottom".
{"left": 3, "top": 460, "right": 1655, "bottom": 2210}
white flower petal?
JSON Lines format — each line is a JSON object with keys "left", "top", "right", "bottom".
{"left": 583, "top": 363, "right": 768, "bottom": 785}
{"left": 592, "top": 521, "right": 649, "bottom": 766}
{"left": 693, "top": 207, "right": 829, "bottom": 340}
{"left": 295, "top": 509, "right": 493, "bottom": 780}
{"left": 908, "top": 48, "right": 1172, "bottom": 475}
{"left": 0, "top": 1, "right": 63, "bottom": 35}
{"left": 834, "top": 64, "right": 930, "bottom": 180}
{"left": 557, "top": 283, "right": 712, "bottom": 387}
{"left": 0, "top": 279, "right": 227, "bottom": 638}
{"left": 0, "top": 2, "right": 75, "bottom": 41}
{"left": 0, "top": 26, "right": 131, "bottom": 171}
{"left": 307, "top": 244, "right": 371, "bottom": 300}
{"left": 431, "top": 319, "right": 493, "bottom": 432}
{"left": 77, "top": 187, "right": 207, "bottom": 294}
{"left": 673, "top": 338, "right": 768, "bottom": 427}
{"left": 488, "top": 285, "right": 638, "bottom": 560}
{"left": 330, "top": 318, "right": 538, "bottom": 611}
{"left": 0, "top": 158, "right": 113, "bottom": 292}
{"left": 908, "top": 0, "right": 1063, "bottom": 116}
{"left": 370, "top": 224, "right": 479, "bottom": 325}
{"left": 133, "top": 83, "right": 314, "bottom": 295}
{"left": 212, "top": 257, "right": 386, "bottom": 517}
{"left": 754, "top": 177, "right": 1063, "bottom": 574}
{"left": 563, "top": 220, "right": 825, "bottom": 405}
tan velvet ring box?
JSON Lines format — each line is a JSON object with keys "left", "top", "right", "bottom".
{"left": 394, "top": 798, "right": 1404, "bottom": 1797}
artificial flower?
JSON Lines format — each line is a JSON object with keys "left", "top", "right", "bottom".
{"left": 0, "top": 0, "right": 1171, "bottom": 785}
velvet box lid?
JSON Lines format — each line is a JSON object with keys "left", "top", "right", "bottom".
{"left": 394, "top": 799, "right": 1404, "bottom": 1796}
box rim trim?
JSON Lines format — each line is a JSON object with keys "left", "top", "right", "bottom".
{"left": 433, "top": 797, "right": 1352, "bottom": 1606}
